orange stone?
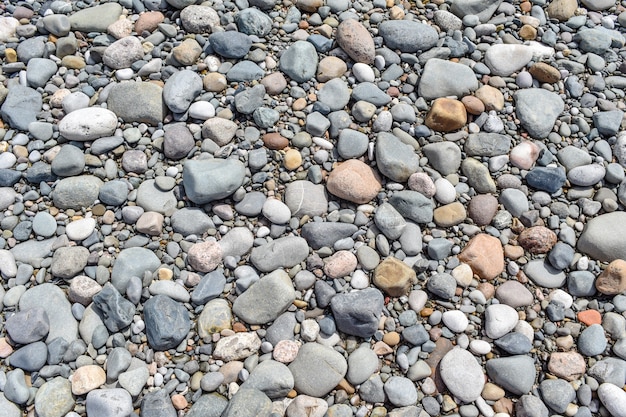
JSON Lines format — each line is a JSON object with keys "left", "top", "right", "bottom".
{"left": 596, "top": 259, "right": 626, "bottom": 295}
{"left": 425, "top": 98, "right": 467, "bottom": 132}
{"left": 458, "top": 234, "right": 504, "bottom": 280}
{"left": 383, "top": 331, "right": 401, "bottom": 346}
{"left": 577, "top": 310, "right": 602, "bottom": 326}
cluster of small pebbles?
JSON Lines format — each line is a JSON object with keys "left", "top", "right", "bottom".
{"left": 1, "top": 0, "right": 626, "bottom": 416}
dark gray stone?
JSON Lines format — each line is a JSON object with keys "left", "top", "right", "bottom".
{"left": 5, "top": 307, "right": 49, "bottom": 345}
{"left": 301, "top": 222, "right": 358, "bottom": 250}
{"left": 330, "top": 288, "right": 384, "bottom": 338}
{"left": 143, "top": 295, "right": 191, "bottom": 351}
{"left": 92, "top": 283, "right": 135, "bottom": 332}
{"left": 191, "top": 270, "right": 226, "bottom": 305}
{"left": 141, "top": 389, "right": 176, "bottom": 417}
{"left": 9, "top": 342, "right": 48, "bottom": 372}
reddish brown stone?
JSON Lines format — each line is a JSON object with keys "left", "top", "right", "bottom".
{"left": 336, "top": 19, "right": 375, "bottom": 64}
{"left": 596, "top": 259, "right": 626, "bottom": 295}
{"left": 425, "top": 98, "right": 467, "bottom": 132}
{"left": 518, "top": 226, "right": 557, "bottom": 254}
{"left": 529, "top": 62, "right": 561, "bottom": 84}
{"left": 135, "top": 11, "right": 164, "bottom": 34}
{"left": 262, "top": 133, "right": 289, "bottom": 150}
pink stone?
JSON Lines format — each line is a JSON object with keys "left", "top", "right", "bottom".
{"left": 187, "top": 240, "right": 222, "bottom": 273}
{"left": 510, "top": 141, "right": 539, "bottom": 170}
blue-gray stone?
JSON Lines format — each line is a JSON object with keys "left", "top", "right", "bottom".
{"left": 98, "top": 180, "right": 129, "bottom": 206}
{"left": 486, "top": 355, "right": 536, "bottom": 396}
{"left": 186, "top": 394, "right": 228, "bottom": 417}
{"left": 171, "top": 208, "right": 214, "bottom": 236}
{"left": 515, "top": 89, "right": 564, "bottom": 139}
{"left": 577, "top": 212, "right": 626, "bottom": 262}
{"left": 388, "top": 190, "right": 434, "bottom": 224}
{"left": 427, "top": 238, "right": 453, "bottom": 260}
{"left": 4, "top": 369, "right": 29, "bottom": 405}
{"left": 235, "top": 8, "right": 272, "bottom": 36}
{"left": 515, "top": 395, "right": 549, "bottom": 417}
{"left": 575, "top": 29, "right": 613, "bottom": 54}
{"left": 144, "top": 295, "right": 191, "bottom": 351}
{"left": 92, "top": 283, "right": 135, "bottom": 332}
{"left": 578, "top": 324, "right": 607, "bottom": 356}
{"left": 525, "top": 166, "right": 567, "bottom": 194}
{"left": 221, "top": 388, "right": 272, "bottom": 417}
{"left": 9, "top": 342, "right": 48, "bottom": 372}
{"left": 588, "top": 358, "right": 626, "bottom": 386}
{"left": 5, "top": 307, "right": 49, "bottom": 345}
{"left": 111, "top": 247, "right": 160, "bottom": 295}
{"left": 593, "top": 110, "right": 623, "bottom": 137}
{"left": 330, "top": 288, "right": 384, "bottom": 338}
{"left": 376, "top": 132, "right": 420, "bottom": 182}
{"left": 465, "top": 133, "right": 512, "bottom": 156}
{"left": 402, "top": 324, "right": 429, "bottom": 346}
{"left": 427, "top": 273, "right": 456, "bottom": 300}
{"left": 548, "top": 242, "right": 575, "bottom": 270}
{"left": 378, "top": 20, "right": 438, "bottom": 52}
{"left": 183, "top": 159, "right": 246, "bottom": 204}
{"left": 191, "top": 270, "right": 226, "bottom": 305}
{"left": 163, "top": 69, "right": 202, "bottom": 114}
{"left": 539, "top": 379, "right": 576, "bottom": 414}
{"left": 209, "top": 31, "right": 252, "bottom": 59}
{"left": 418, "top": 58, "right": 478, "bottom": 100}
{"left": 494, "top": 332, "right": 532, "bottom": 355}
{"left": 249, "top": 236, "right": 309, "bottom": 272}
{"left": 0, "top": 85, "right": 42, "bottom": 131}
{"left": 235, "top": 84, "right": 266, "bottom": 115}
{"left": 352, "top": 82, "right": 392, "bottom": 106}
{"left": 0, "top": 169, "right": 21, "bottom": 187}
{"left": 337, "top": 129, "right": 369, "bottom": 159}
{"left": 280, "top": 40, "right": 318, "bottom": 82}
{"left": 226, "top": 61, "right": 265, "bottom": 82}
{"left": 301, "top": 222, "right": 358, "bottom": 250}
{"left": 141, "top": 389, "right": 176, "bottom": 417}
{"left": 26, "top": 58, "right": 58, "bottom": 89}
{"left": 19, "top": 283, "right": 78, "bottom": 344}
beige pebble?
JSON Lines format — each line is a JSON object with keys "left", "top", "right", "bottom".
{"left": 71, "top": 365, "right": 106, "bottom": 395}
{"left": 283, "top": 149, "right": 302, "bottom": 170}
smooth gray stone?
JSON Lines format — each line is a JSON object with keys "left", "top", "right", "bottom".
{"left": 19, "top": 283, "right": 77, "bottom": 343}
{"left": 4, "top": 369, "right": 29, "bottom": 405}
{"left": 465, "top": 133, "right": 511, "bottom": 156}
{"left": 376, "top": 132, "right": 420, "bottom": 182}
{"left": 384, "top": 376, "right": 418, "bottom": 407}
{"left": 378, "top": 20, "right": 438, "bottom": 52}
{"left": 5, "top": 307, "right": 49, "bottom": 345}
{"left": 265, "top": 312, "right": 297, "bottom": 346}
{"left": 235, "top": 8, "right": 273, "bottom": 36}
{"left": 347, "top": 346, "right": 379, "bottom": 385}
{"left": 249, "top": 236, "right": 309, "bottom": 272}
{"left": 524, "top": 259, "right": 566, "bottom": 288}
{"left": 234, "top": 191, "right": 266, "bottom": 216}
{"left": 388, "top": 190, "right": 434, "bottom": 224}
{"left": 539, "top": 379, "right": 576, "bottom": 414}
{"left": 577, "top": 212, "right": 626, "bottom": 262}
{"left": 548, "top": 242, "right": 575, "bottom": 270}
{"left": 221, "top": 388, "right": 272, "bottom": 417}
{"left": 90, "top": 136, "right": 124, "bottom": 155}
{"left": 593, "top": 110, "right": 623, "bottom": 136}
{"left": 301, "top": 222, "right": 358, "bottom": 250}
{"left": 588, "top": 358, "right": 626, "bottom": 386}
{"left": 306, "top": 111, "right": 330, "bottom": 136}
{"left": 50, "top": 246, "right": 89, "bottom": 279}
{"left": 439, "top": 348, "right": 485, "bottom": 403}
{"left": 578, "top": 324, "right": 608, "bottom": 356}
{"left": 226, "top": 60, "right": 265, "bottom": 82}
{"left": 0, "top": 85, "right": 42, "bottom": 131}
{"left": 209, "top": 31, "right": 252, "bottom": 58}
{"left": 106, "top": 347, "right": 132, "bottom": 381}
{"left": 359, "top": 375, "right": 386, "bottom": 403}
{"left": 422, "top": 141, "right": 462, "bottom": 176}
{"left": 107, "top": 82, "right": 165, "bottom": 125}
{"left": 232, "top": 269, "right": 295, "bottom": 325}
{"left": 426, "top": 273, "right": 456, "bottom": 300}
{"left": 86, "top": 389, "right": 133, "bottom": 417}
{"left": 315, "top": 280, "right": 336, "bottom": 308}
{"left": 143, "top": 295, "right": 191, "bottom": 351}
{"left": 418, "top": 58, "right": 478, "bottom": 100}
{"left": 92, "top": 283, "right": 135, "bottom": 332}
{"left": 163, "top": 69, "right": 202, "bottom": 113}
{"left": 191, "top": 270, "right": 226, "bottom": 305}
{"left": 374, "top": 202, "right": 407, "bottom": 240}
{"left": 240, "top": 360, "right": 294, "bottom": 399}
{"left": 171, "top": 208, "right": 214, "bottom": 236}
{"left": 0, "top": 393, "right": 21, "bottom": 417}
{"left": 111, "top": 247, "right": 160, "bottom": 295}
{"left": 52, "top": 175, "right": 102, "bottom": 210}
{"left": 163, "top": 123, "right": 194, "bottom": 159}
{"left": 34, "top": 377, "right": 74, "bottom": 417}
{"left": 51, "top": 144, "right": 85, "bottom": 177}
{"left": 557, "top": 146, "right": 592, "bottom": 171}
{"left": 46, "top": 337, "right": 69, "bottom": 365}
{"left": 16, "top": 37, "right": 45, "bottom": 63}
{"left": 494, "top": 332, "right": 532, "bottom": 355}
{"left": 183, "top": 159, "right": 246, "bottom": 204}
{"left": 69, "top": 2, "right": 122, "bottom": 32}
{"left": 449, "top": 0, "right": 502, "bottom": 22}
{"left": 279, "top": 40, "right": 318, "bottom": 82}
{"left": 98, "top": 180, "right": 129, "bottom": 206}
{"left": 318, "top": 78, "right": 351, "bottom": 111}
{"left": 462, "top": 157, "right": 496, "bottom": 193}
{"left": 141, "top": 389, "right": 176, "bottom": 417}
{"left": 9, "top": 239, "right": 54, "bottom": 268}
{"left": 9, "top": 342, "right": 48, "bottom": 372}
{"left": 186, "top": 394, "right": 228, "bottom": 417}
{"left": 352, "top": 82, "right": 392, "bottom": 106}
{"left": 288, "top": 343, "right": 347, "bottom": 397}
{"left": 330, "top": 288, "right": 384, "bottom": 338}
{"left": 486, "top": 355, "right": 536, "bottom": 396}
{"left": 26, "top": 58, "right": 57, "bottom": 88}
{"left": 235, "top": 84, "right": 265, "bottom": 115}
{"left": 515, "top": 89, "right": 564, "bottom": 139}
{"left": 499, "top": 188, "right": 529, "bottom": 217}
{"left": 575, "top": 28, "right": 613, "bottom": 54}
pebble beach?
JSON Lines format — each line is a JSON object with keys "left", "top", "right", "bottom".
{"left": 1, "top": 0, "right": 626, "bottom": 416}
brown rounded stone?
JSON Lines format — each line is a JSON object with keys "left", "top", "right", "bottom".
{"left": 457, "top": 233, "right": 504, "bottom": 280}
{"left": 203, "top": 73, "right": 227, "bottom": 92}
{"left": 433, "top": 202, "right": 467, "bottom": 227}
{"left": 475, "top": 85, "right": 504, "bottom": 111}
{"left": 461, "top": 95, "right": 485, "bottom": 116}
{"left": 261, "top": 72, "right": 288, "bottom": 95}
{"left": 317, "top": 56, "right": 348, "bottom": 82}
{"left": 425, "top": 98, "right": 467, "bottom": 132}
{"left": 468, "top": 194, "right": 498, "bottom": 226}
{"left": 529, "top": 62, "right": 561, "bottom": 84}
{"left": 135, "top": 11, "right": 164, "bottom": 34}
{"left": 373, "top": 257, "right": 416, "bottom": 297}
{"left": 172, "top": 38, "right": 202, "bottom": 66}
{"left": 336, "top": 19, "right": 375, "bottom": 64}
{"left": 262, "top": 133, "right": 289, "bottom": 150}
{"left": 596, "top": 259, "right": 626, "bottom": 295}
{"left": 326, "top": 159, "right": 381, "bottom": 204}
{"left": 383, "top": 331, "right": 400, "bottom": 346}
{"left": 283, "top": 149, "right": 302, "bottom": 171}
{"left": 519, "top": 24, "right": 537, "bottom": 40}
{"left": 518, "top": 226, "right": 557, "bottom": 254}
{"left": 546, "top": 0, "right": 578, "bottom": 21}
{"left": 296, "top": 0, "right": 323, "bottom": 12}
{"left": 548, "top": 351, "right": 586, "bottom": 381}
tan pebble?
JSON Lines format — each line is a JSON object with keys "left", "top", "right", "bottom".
{"left": 0, "top": 338, "right": 14, "bottom": 358}
{"left": 107, "top": 18, "right": 133, "bottom": 39}
{"left": 475, "top": 85, "right": 504, "bottom": 111}
{"left": 296, "top": 0, "right": 323, "bottom": 12}
{"left": 292, "top": 97, "right": 308, "bottom": 111}
{"left": 283, "top": 149, "right": 302, "bottom": 170}
{"left": 203, "top": 73, "right": 227, "bottom": 92}
{"left": 336, "top": 19, "right": 375, "bottom": 64}
{"left": 520, "top": 0, "right": 532, "bottom": 12}
{"left": 373, "top": 257, "right": 416, "bottom": 297}
{"left": 461, "top": 95, "right": 485, "bottom": 115}
{"left": 317, "top": 56, "right": 348, "bottom": 82}
{"left": 323, "top": 250, "right": 357, "bottom": 279}
{"left": 172, "top": 38, "right": 202, "bottom": 66}
{"left": 482, "top": 382, "right": 505, "bottom": 401}
{"left": 546, "top": 0, "right": 578, "bottom": 21}
{"left": 451, "top": 263, "right": 473, "bottom": 287}
{"left": 273, "top": 340, "right": 300, "bottom": 363}
{"left": 596, "top": 259, "right": 626, "bottom": 295}
{"left": 171, "top": 394, "right": 188, "bottom": 410}
{"left": 503, "top": 244, "right": 525, "bottom": 260}
{"left": 261, "top": 72, "right": 288, "bottom": 95}
{"left": 494, "top": 397, "right": 514, "bottom": 415}
{"left": 232, "top": 322, "right": 247, "bottom": 332}
{"left": 556, "top": 335, "right": 574, "bottom": 350}
{"left": 441, "top": 395, "right": 457, "bottom": 412}
{"left": 425, "top": 98, "right": 467, "bottom": 132}
{"left": 389, "top": 5, "right": 405, "bottom": 19}
{"left": 262, "top": 132, "right": 289, "bottom": 150}
{"left": 529, "top": 62, "right": 561, "bottom": 84}
{"left": 157, "top": 268, "right": 173, "bottom": 280}
{"left": 218, "top": 361, "right": 243, "bottom": 384}
{"left": 373, "top": 341, "right": 393, "bottom": 355}
{"left": 548, "top": 351, "right": 586, "bottom": 381}
{"left": 71, "top": 365, "right": 106, "bottom": 395}
{"left": 477, "top": 282, "right": 495, "bottom": 300}
{"left": 383, "top": 331, "right": 400, "bottom": 346}
{"left": 61, "top": 56, "right": 86, "bottom": 69}
{"left": 519, "top": 24, "right": 537, "bottom": 40}
{"left": 433, "top": 201, "right": 466, "bottom": 227}
{"left": 287, "top": 389, "right": 298, "bottom": 398}
{"left": 518, "top": 226, "right": 557, "bottom": 254}
{"left": 5, "top": 48, "right": 17, "bottom": 63}
{"left": 326, "top": 159, "right": 381, "bottom": 204}
{"left": 136, "top": 211, "right": 164, "bottom": 236}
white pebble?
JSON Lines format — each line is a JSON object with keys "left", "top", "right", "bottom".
{"left": 577, "top": 256, "right": 589, "bottom": 270}
{"left": 434, "top": 177, "right": 456, "bottom": 204}
{"left": 312, "top": 136, "right": 333, "bottom": 149}
{"left": 442, "top": 310, "right": 469, "bottom": 333}
{"left": 549, "top": 289, "right": 573, "bottom": 309}
{"left": 188, "top": 101, "right": 215, "bottom": 120}
{"left": 115, "top": 68, "right": 135, "bottom": 80}
{"left": 352, "top": 63, "right": 375, "bottom": 83}
{"left": 350, "top": 270, "right": 369, "bottom": 289}
{"left": 469, "top": 339, "right": 492, "bottom": 355}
